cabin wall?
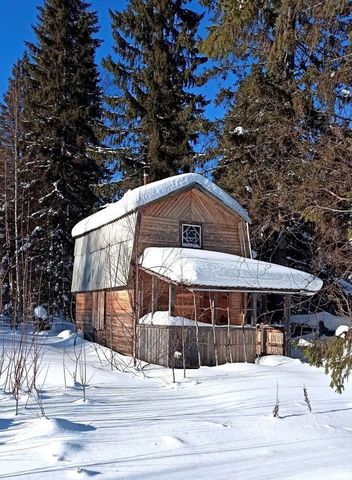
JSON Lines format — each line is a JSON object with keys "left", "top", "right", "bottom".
{"left": 75, "top": 289, "right": 134, "bottom": 356}
{"left": 76, "top": 292, "right": 93, "bottom": 336}
{"left": 72, "top": 213, "right": 137, "bottom": 292}
{"left": 139, "top": 272, "right": 246, "bottom": 326}
{"left": 137, "top": 187, "right": 250, "bottom": 257}
{"left": 75, "top": 185, "right": 252, "bottom": 361}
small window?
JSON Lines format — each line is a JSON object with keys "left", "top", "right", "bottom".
{"left": 182, "top": 224, "right": 202, "bottom": 249}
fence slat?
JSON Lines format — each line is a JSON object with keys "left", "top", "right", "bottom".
{"left": 137, "top": 325, "right": 257, "bottom": 367}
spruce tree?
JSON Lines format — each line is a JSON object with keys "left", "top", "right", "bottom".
{"left": 25, "top": 0, "right": 103, "bottom": 315}
{"left": 202, "top": 1, "right": 351, "bottom": 285}
{"left": 0, "top": 58, "right": 29, "bottom": 319}
{"left": 202, "top": 1, "right": 352, "bottom": 385}
{"left": 103, "top": 0, "right": 208, "bottom": 191}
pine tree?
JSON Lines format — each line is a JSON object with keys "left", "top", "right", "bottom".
{"left": 103, "top": 0, "right": 208, "bottom": 191}
{"left": 25, "top": 0, "right": 103, "bottom": 315}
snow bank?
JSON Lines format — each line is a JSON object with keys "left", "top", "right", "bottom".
{"left": 57, "top": 329, "right": 75, "bottom": 340}
{"left": 139, "top": 311, "right": 211, "bottom": 327}
{"left": 140, "top": 247, "right": 323, "bottom": 295}
{"left": 18, "top": 417, "right": 94, "bottom": 441}
{"left": 290, "top": 311, "right": 351, "bottom": 332}
{"left": 72, "top": 173, "right": 250, "bottom": 237}
{"left": 2, "top": 322, "right": 352, "bottom": 480}
{"left": 49, "top": 318, "right": 76, "bottom": 335}
{"left": 335, "top": 325, "right": 350, "bottom": 337}
{"left": 256, "top": 355, "right": 302, "bottom": 366}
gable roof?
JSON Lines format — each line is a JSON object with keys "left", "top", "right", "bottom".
{"left": 72, "top": 173, "right": 250, "bottom": 238}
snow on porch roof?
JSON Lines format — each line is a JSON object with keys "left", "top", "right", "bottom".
{"left": 139, "top": 247, "right": 323, "bottom": 296}
{"left": 72, "top": 173, "right": 250, "bottom": 237}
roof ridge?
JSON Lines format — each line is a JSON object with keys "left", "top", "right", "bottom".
{"left": 72, "top": 173, "right": 250, "bottom": 237}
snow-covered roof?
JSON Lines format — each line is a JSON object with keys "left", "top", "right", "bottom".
{"left": 139, "top": 247, "right": 323, "bottom": 296}
{"left": 290, "top": 311, "right": 351, "bottom": 331}
{"left": 72, "top": 173, "right": 250, "bottom": 237}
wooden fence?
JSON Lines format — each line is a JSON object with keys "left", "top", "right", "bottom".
{"left": 137, "top": 325, "right": 257, "bottom": 368}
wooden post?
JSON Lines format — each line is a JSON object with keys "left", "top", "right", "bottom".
{"left": 241, "top": 310, "right": 248, "bottom": 363}
{"left": 133, "top": 268, "right": 139, "bottom": 364}
{"left": 262, "top": 295, "right": 268, "bottom": 322}
{"left": 210, "top": 293, "right": 219, "bottom": 366}
{"left": 283, "top": 295, "right": 291, "bottom": 357}
{"left": 260, "top": 322, "right": 265, "bottom": 355}
{"left": 251, "top": 293, "right": 258, "bottom": 326}
{"left": 193, "top": 292, "right": 202, "bottom": 367}
{"left": 227, "top": 306, "right": 233, "bottom": 363}
{"left": 168, "top": 283, "right": 175, "bottom": 316}
{"left": 151, "top": 275, "right": 155, "bottom": 316}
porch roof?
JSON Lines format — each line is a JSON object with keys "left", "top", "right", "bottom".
{"left": 139, "top": 247, "right": 323, "bottom": 296}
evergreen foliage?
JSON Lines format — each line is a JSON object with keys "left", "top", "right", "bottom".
{"left": 24, "top": 0, "right": 103, "bottom": 315}
{"left": 202, "top": 0, "right": 352, "bottom": 296}
{"left": 303, "top": 334, "right": 352, "bottom": 394}
{"left": 202, "top": 0, "right": 352, "bottom": 389}
{"left": 0, "top": 58, "right": 30, "bottom": 320}
{"left": 103, "top": 0, "right": 209, "bottom": 191}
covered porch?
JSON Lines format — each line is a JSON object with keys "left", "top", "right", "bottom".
{"left": 136, "top": 247, "right": 322, "bottom": 367}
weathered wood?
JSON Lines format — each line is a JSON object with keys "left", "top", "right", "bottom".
{"left": 283, "top": 295, "right": 292, "bottom": 356}
{"left": 256, "top": 326, "right": 285, "bottom": 356}
{"left": 138, "top": 186, "right": 249, "bottom": 258}
{"left": 210, "top": 293, "right": 219, "bottom": 366}
{"left": 168, "top": 284, "right": 175, "bottom": 316}
{"left": 76, "top": 292, "right": 93, "bottom": 336}
{"left": 251, "top": 294, "right": 258, "bottom": 326}
{"left": 137, "top": 325, "right": 256, "bottom": 367}
{"left": 76, "top": 289, "right": 135, "bottom": 356}
{"left": 92, "top": 291, "right": 105, "bottom": 330}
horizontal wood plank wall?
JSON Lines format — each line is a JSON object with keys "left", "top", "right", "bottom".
{"left": 137, "top": 187, "right": 248, "bottom": 257}
{"left": 137, "top": 325, "right": 256, "bottom": 367}
{"left": 140, "top": 271, "right": 169, "bottom": 315}
{"left": 174, "top": 287, "right": 199, "bottom": 319}
{"left": 75, "top": 290, "right": 134, "bottom": 356}
{"left": 76, "top": 292, "right": 93, "bottom": 336}
{"left": 139, "top": 274, "right": 246, "bottom": 326}
{"left": 229, "top": 293, "right": 246, "bottom": 325}
{"left": 104, "top": 290, "right": 134, "bottom": 355}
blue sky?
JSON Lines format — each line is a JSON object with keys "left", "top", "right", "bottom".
{"left": 1, "top": 0, "right": 116, "bottom": 96}
{"left": 0, "top": 0, "right": 227, "bottom": 121}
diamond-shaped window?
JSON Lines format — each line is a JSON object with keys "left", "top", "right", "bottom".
{"left": 182, "top": 224, "right": 202, "bottom": 248}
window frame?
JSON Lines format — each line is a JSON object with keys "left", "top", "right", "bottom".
{"left": 180, "top": 222, "right": 202, "bottom": 249}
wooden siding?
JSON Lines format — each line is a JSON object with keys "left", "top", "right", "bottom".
{"left": 104, "top": 290, "right": 134, "bottom": 355}
{"left": 256, "top": 326, "right": 285, "bottom": 356}
{"left": 76, "top": 289, "right": 134, "bottom": 356}
{"left": 137, "top": 325, "right": 256, "bottom": 367}
{"left": 76, "top": 292, "right": 93, "bottom": 336}
{"left": 139, "top": 272, "right": 246, "bottom": 326}
{"left": 137, "top": 187, "right": 249, "bottom": 257}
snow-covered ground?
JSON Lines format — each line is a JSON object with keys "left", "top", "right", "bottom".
{"left": 0, "top": 323, "right": 352, "bottom": 480}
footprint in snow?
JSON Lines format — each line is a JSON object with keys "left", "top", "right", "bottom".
{"left": 160, "top": 435, "right": 187, "bottom": 449}
{"left": 67, "top": 467, "right": 100, "bottom": 478}
{"left": 44, "top": 440, "right": 83, "bottom": 462}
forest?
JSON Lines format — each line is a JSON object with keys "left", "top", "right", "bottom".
{"left": 0, "top": 1, "right": 351, "bottom": 385}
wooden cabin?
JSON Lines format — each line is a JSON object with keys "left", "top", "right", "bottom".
{"left": 71, "top": 173, "right": 322, "bottom": 367}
